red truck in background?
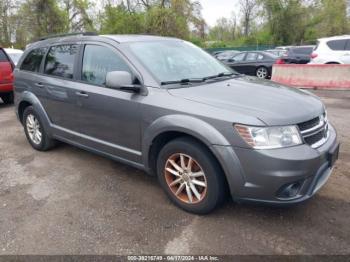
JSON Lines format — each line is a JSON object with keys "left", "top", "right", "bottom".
{"left": 0, "top": 47, "right": 14, "bottom": 104}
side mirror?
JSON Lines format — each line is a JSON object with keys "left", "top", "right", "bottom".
{"left": 106, "top": 71, "right": 141, "bottom": 93}
{"left": 228, "top": 58, "right": 235, "bottom": 63}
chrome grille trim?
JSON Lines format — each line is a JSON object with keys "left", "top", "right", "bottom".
{"left": 298, "top": 114, "right": 329, "bottom": 148}
{"left": 310, "top": 130, "right": 329, "bottom": 148}
{"left": 300, "top": 119, "right": 326, "bottom": 135}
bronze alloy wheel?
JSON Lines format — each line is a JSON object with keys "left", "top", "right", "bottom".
{"left": 164, "top": 153, "right": 207, "bottom": 204}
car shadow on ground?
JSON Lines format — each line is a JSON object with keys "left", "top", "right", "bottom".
{"left": 0, "top": 101, "right": 13, "bottom": 109}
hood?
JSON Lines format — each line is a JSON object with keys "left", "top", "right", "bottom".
{"left": 167, "top": 76, "right": 324, "bottom": 126}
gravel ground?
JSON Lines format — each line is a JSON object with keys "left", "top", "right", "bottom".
{"left": 0, "top": 90, "right": 349, "bottom": 255}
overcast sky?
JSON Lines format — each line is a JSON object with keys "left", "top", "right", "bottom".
{"left": 199, "top": 0, "right": 240, "bottom": 27}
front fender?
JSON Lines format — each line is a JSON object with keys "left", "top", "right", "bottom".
{"left": 143, "top": 114, "right": 230, "bottom": 150}
{"left": 142, "top": 114, "right": 246, "bottom": 195}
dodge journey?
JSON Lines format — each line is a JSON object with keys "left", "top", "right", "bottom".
{"left": 14, "top": 33, "right": 339, "bottom": 214}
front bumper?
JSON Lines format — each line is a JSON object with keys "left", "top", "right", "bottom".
{"left": 213, "top": 123, "right": 339, "bottom": 205}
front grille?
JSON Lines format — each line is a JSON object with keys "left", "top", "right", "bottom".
{"left": 304, "top": 129, "right": 326, "bottom": 145}
{"left": 298, "top": 117, "right": 320, "bottom": 131}
{"left": 297, "top": 114, "right": 329, "bottom": 148}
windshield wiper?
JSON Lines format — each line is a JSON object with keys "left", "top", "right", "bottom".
{"left": 203, "top": 72, "right": 237, "bottom": 81}
{"left": 161, "top": 78, "right": 204, "bottom": 86}
{"left": 160, "top": 72, "right": 239, "bottom": 86}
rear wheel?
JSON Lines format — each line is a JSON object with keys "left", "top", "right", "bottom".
{"left": 1, "top": 92, "right": 14, "bottom": 104}
{"left": 23, "top": 106, "right": 56, "bottom": 151}
{"left": 157, "top": 137, "right": 226, "bottom": 214}
{"left": 256, "top": 67, "right": 269, "bottom": 79}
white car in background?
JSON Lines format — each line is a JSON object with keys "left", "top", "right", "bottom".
{"left": 4, "top": 48, "right": 23, "bottom": 66}
{"left": 309, "top": 35, "right": 350, "bottom": 64}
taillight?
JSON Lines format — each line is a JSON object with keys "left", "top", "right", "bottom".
{"left": 310, "top": 53, "right": 318, "bottom": 59}
{"left": 275, "top": 58, "right": 285, "bottom": 64}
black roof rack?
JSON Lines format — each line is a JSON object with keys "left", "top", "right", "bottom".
{"left": 38, "top": 32, "right": 97, "bottom": 41}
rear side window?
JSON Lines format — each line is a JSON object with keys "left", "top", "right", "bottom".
{"left": 245, "top": 53, "right": 257, "bottom": 61}
{"left": 44, "top": 45, "right": 78, "bottom": 79}
{"left": 327, "top": 40, "right": 347, "bottom": 51}
{"left": 293, "top": 47, "right": 313, "bottom": 54}
{"left": 82, "top": 45, "right": 131, "bottom": 86}
{"left": 21, "top": 48, "right": 47, "bottom": 72}
{"left": 346, "top": 41, "right": 350, "bottom": 51}
{"left": 0, "top": 49, "right": 9, "bottom": 62}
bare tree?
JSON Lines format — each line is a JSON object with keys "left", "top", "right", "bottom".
{"left": 239, "top": 0, "right": 258, "bottom": 36}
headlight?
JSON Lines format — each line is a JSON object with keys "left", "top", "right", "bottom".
{"left": 235, "top": 124, "right": 302, "bottom": 149}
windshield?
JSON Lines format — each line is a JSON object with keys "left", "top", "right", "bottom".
{"left": 128, "top": 40, "right": 232, "bottom": 83}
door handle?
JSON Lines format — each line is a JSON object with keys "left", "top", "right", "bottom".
{"left": 35, "top": 82, "right": 44, "bottom": 88}
{"left": 75, "top": 91, "right": 89, "bottom": 98}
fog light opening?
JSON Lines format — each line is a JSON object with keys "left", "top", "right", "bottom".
{"left": 277, "top": 181, "right": 302, "bottom": 200}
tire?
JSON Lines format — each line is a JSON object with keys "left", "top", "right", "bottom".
{"left": 23, "top": 106, "right": 56, "bottom": 151}
{"left": 1, "top": 92, "right": 14, "bottom": 104}
{"left": 157, "top": 137, "right": 227, "bottom": 214}
{"left": 256, "top": 66, "right": 269, "bottom": 79}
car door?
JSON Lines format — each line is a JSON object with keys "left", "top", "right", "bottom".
{"left": 327, "top": 39, "right": 349, "bottom": 63}
{"left": 38, "top": 43, "right": 82, "bottom": 135}
{"left": 71, "top": 43, "right": 142, "bottom": 163}
{"left": 341, "top": 40, "right": 350, "bottom": 64}
{"left": 0, "top": 48, "right": 14, "bottom": 89}
{"left": 243, "top": 52, "right": 259, "bottom": 75}
{"left": 226, "top": 53, "right": 246, "bottom": 73}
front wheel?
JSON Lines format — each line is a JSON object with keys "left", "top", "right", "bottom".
{"left": 256, "top": 67, "right": 269, "bottom": 79}
{"left": 23, "top": 106, "right": 56, "bottom": 151}
{"left": 157, "top": 137, "right": 227, "bottom": 214}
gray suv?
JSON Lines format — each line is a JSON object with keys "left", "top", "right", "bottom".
{"left": 14, "top": 33, "right": 339, "bottom": 214}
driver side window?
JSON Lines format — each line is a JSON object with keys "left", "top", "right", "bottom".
{"left": 82, "top": 45, "right": 131, "bottom": 86}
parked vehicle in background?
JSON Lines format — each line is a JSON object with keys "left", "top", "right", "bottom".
{"left": 224, "top": 51, "right": 278, "bottom": 79}
{"left": 211, "top": 50, "right": 223, "bottom": 56}
{"left": 0, "top": 47, "right": 14, "bottom": 104}
{"left": 14, "top": 34, "right": 339, "bottom": 214}
{"left": 266, "top": 49, "right": 287, "bottom": 57}
{"left": 4, "top": 48, "right": 24, "bottom": 66}
{"left": 275, "top": 46, "right": 292, "bottom": 51}
{"left": 215, "top": 50, "right": 240, "bottom": 61}
{"left": 277, "top": 46, "right": 314, "bottom": 64}
{"left": 310, "top": 35, "right": 350, "bottom": 64}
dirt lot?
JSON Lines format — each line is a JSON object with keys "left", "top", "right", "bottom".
{"left": 0, "top": 90, "right": 349, "bottom": 255}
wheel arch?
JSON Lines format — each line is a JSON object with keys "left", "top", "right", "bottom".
{"left": 18, "top": 100, "right": 32, "bottom": 123}
{"left": 17, "top": 91, "right": 52, "bottom": 135}
{"left": 142, "top": 114, "right": 232, "bottom": 175}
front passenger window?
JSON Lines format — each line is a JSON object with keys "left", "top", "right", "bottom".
{"left": 82, "top": 45, "right": 131, "bottom": 86}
